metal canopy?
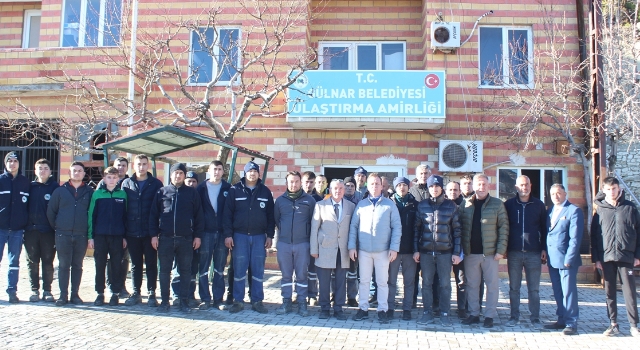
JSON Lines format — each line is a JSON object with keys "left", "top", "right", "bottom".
{"left": 100, "top": 125, "right": 273, "bottom": 182}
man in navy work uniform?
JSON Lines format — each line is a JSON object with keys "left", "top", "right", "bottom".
{"left": 224, "top": 161, "right": 275, "bottom": 314}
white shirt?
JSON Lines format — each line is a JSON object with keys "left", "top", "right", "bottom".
{"left": 551, "top": 199, "right": 567, "bottom": 226}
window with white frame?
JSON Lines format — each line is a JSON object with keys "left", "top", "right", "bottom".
{"left": 189, "top": 28, "right": 240, "bottom": 85}
{"left": 61, "top": 0, "right": 122, "bottom": 47}
{"left": 23, "top": 10, "right": 41, "bottom": 49}
{"left": 497, "top": 167, "right": 565, "bottom": 207}
{"left": 319, "top": 42, "right": 406, "bottom": 70}
{"left": 478, "top": 26, "right": 533, "bottom": 87}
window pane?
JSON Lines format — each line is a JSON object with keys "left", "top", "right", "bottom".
{"left": 479, "top": 27, "right": 503, "bottom": 85}
{"left": 84, "top": 0, "right": 101, "bottom": 46}
{"left": 189, "top": 29, "right": 214, "bottom": 84}
{"left": 498, "top": 168, "right": 518, "bottom": 201}
{"left": 543, "top": 170, "right": 564, "bottom": 207}
{"left": 357, "top": 45, "right": 376, "bottom": 70}
{"left": 103, "top": 0, "right": 122, "bottom": 46}
{"left": 322, "top": 47, "right": 349, "bottom": 70}
{"left": 508, "top": 29, "right": 529, "bottom": 85}
{"left": 28, "top": 16, "right": 41, "bottom": 48}
{"left": 218, "top": 29, "right": 239, "bottom": 82}
{"left": 381, "top": 43, "right": 404, "bottom": 70}
{"left": 62, "top": 0, "right": 81, "bottom": 47}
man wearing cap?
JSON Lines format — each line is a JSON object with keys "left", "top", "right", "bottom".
{"left": 0, "top": 151, "right": 31, "bottom": 303}
{"left": 387, "top": 176, "right": 419, "bottom": 321}
{"left": 149, "top": 163, "right": 204, "bottom": 313}
{"left": 349, "top": 173, "right": 402, "bottom": 324}
{"left": 343, "top": 177, "right": 362, "bottom": 205}
{"left": 185, "top": 171, "right": 198, "bottom": 188}
{"left": 353, "top": 167, "right": 368, "bottom": 198}
{"left": 414, "top": 175, "right": 462, "bottom": 326}
{"left": 223, "top": 161, "right": 275, "bottom": 314}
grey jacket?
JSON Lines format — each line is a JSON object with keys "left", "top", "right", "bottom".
{"left": 46, "top": 181, "right": 94, "bottom": 236}
{"left": 348, "top": 196, "right": 402, "bottom": 253}
{"left": 310, "top": 198, "right": 355, "bottom": 269}
{"left": 274, "top": 191, "right": 315, "bottom": 245}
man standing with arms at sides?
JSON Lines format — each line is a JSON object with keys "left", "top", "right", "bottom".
{"left": 110, "top": 156, "right": 130, "bottom": 298}
{"left": 274, "top": 171, "right": 315, "bottom": 316}
{"left": 25, "top": 158, "right": 59, "bottom": 302}
{"left": 301, "top": 170, "right": 322, "bottom": 306}
{"left": 88, "top": 167, "right": 127, "bottom": 307}
{"left": 343, "top": 176, "right": 360, "bottom": 306}
{"left": 349, "top": 173, "right": 402, "bottom": 324}
{"left": 504, "top": 175, "right": 547, "bottom": 328}
{"left": 311, "top": 179, "right": 355, "bottom": 320}
{"left": 150, "top": 163, "right": 204, "bottom": 313}
{"left": 445, "top": 180, "right": 467, "bottom": 318}
{"left": 47, "top": 161, "right": 94, "bottom": 306}
{"left": 172, "top": 170, "right": 199, "bottom": 306}
{"left": 224, "top": 161, "right": 275, "bottom": 314}
{"left": 544, "top": 184, "right": 583, "bottom": 335}
{"left": 315, "top": 174, "right": 329, "bottom": 197}
{"left": 197, "top": 160, "right": 231, "bottom": 310}
{"left": 0, "top": 152, "right": 30, "bottom": 303}
{"left": 592, "top": 176, "right": 640, "bottom": 337}
{"left": 460, "top": 174, "right": 509, "bottom": 328}
{"left": 387, "top": 177, "right": 418, "bottom": 321}
{"left": 121, "top": 154, "right": 163, "bottom": 307}
{"left": 353, "top": 167, "right": 368, "bottom": 198}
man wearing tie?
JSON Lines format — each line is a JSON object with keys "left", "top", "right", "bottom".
{"left": 310, "top": 179, "right": 355, "bottom": 320}
{"left": 544, "top": 184, "right": 583, "bottom": 335}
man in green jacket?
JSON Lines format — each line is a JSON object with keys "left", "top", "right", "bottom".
{"left": 459, "top": 174, "right": 509, "bottom": 328}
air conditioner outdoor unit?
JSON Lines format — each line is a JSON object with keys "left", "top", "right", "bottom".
{"left": 439, "top": 140, "right": 483, "bottom": 172}
{"left": 431, "top": 21, "right": 461, "bottom": 51}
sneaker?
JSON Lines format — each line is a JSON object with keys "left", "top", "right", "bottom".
{"left": 124, "top": 292, "right": 142, "bottom": 306}
{"left": 119, "top": 288, "right": 130, "bottom": 299}
{"left": 8, "top": 293, "right": 19, "bottom": 304}
{"left": 531, "top": 319, "right": 542, "bottom": 329}
{"left": 347, "top": 298, "right": 359, "bottom": 307}
{"left": 252, "top": 301, "right": 268, "bottom": 314}
{"left": 70, "top": 294, "right": 83, "bottom": 305}
{"left": 148, "top": 293, "right": 159, "bottom": 307}
{"left": 441, "top": 313, "right": 452, "bottom": 326}
{"left": 544, "top": 322, "right": 566, "bottom": 330}
{"left": 462, "top": 315, "right": 480, "bottom": 325}
{"left": 319, "top": 310, "right": 330, "bottom": 319}
{"left": 30, "top": 291, "right": 40, "bottom": 302}
{"left": 109, "top": 294, "right": 119, "bottom": 306}
{"left": 334, "top": 310, "right": 347, "bottom": 321}
{"left": 417, "top": 312, "right": 434, "bottom": 325}
{"left": 402, "top": 310, "right": 412, "bottom": 321}
{"left": 353, "top": 309, "right": 369, "bottom": 321}
{"left": 211, "top": 299, "right": 223, "bottom": 309}
{"left": 603, "top": 324, "right": 620, "bottom": 336}
{"left": 94, "top": 294, "right": 105, "bottom": 306}
{"left": 55, "top": 298, "right": 68, "bottom": 306}
{"left": 308, "top": 297, "right": 317, "bottom": 307}
{"left": 386, "top": 309, "right": 394, "bottom": 320}
{"left": 228, "top": 301, "right": 244, "bottom": 314}
{"left": 42, "top": 291, "right": 55, "bottom": 302}
{"left": 199, "top": 302, "right": 210, "bottom": 310}
{"left": 505, "top": 318, "right": 518, "bottom": 327}
{"left": 157, "top": 302, "right": 170, "bottom": 313}
{"left": 483, "top": 317, "right": 494, "bottom": 328}
{"left": 378, "top": 310, "right": 389, "bottom": 324}
{"left": 188, "top": 298, "right": 199, "bottom": 308}
{"left": 563, "top": 326, "right": 578, "bottom": 335}
{"left": 630, "top": 326, "right": 639, "bottom": 337}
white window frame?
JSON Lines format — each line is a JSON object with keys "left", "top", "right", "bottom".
{"left": 478, "top": 26, "right": 534, "bottom": 89}
{"left": 318, "top": 41, "right": 406, "bottom": 70}
{"left": 22, "top": 9, "right": 41, "bottom": 49}
{"left": 59, "top": 0, "right": 121, "bottom": 47}
{"left": 188, "top": 27, "right": 242, "bottom": 86}
{"left": 496, "top": 166, "right": 567, "bottom": 203}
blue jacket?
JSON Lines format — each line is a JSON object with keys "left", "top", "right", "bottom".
{"left": 547, "top": 200, "right": 584, "bottom": 269}
{"left": 504, "top": 195, "right": 548, "bottom": 253}
{"left": 27, "top": 177, "right": 60, "bottom": 234}
{"left": 88, "top": 183, "right": 127, "bottom": 239}
{"left": 0, "top": 170, "right": 30, "bottom": 231}
{"left": 223, "top": 178, "right": 275, "bottom": 239}
{"left": 274, "top": 191, "right": 315, "bottom": 244}
{"left": 121, "top": 173, "right": 163, "bottom": 238}
{"left": 149, "top": 184, "right": 204, "bottom": 239}
{"left": 196, "top": 179, "right": 231, "bottom": 234}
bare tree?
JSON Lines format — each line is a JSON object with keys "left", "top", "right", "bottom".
{"left": 1, "top": 0, "right": 320, "bottom": 169}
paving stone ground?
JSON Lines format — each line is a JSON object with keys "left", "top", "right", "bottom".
{"left": 0, "top": 252, "right": 638, "bottom": 349}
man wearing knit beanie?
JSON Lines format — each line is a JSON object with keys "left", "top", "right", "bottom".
{"left": 0, "top": 151, "right": 30, "bottom": 303}
{"left": 223, "top": 160, "right": 275, "bottom": 314}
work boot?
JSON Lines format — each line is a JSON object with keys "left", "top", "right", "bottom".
{"left": 298, "top": 300, "right": 309, "bottom": 317}
{"left": 276, "top": 298, "right": 293, "bottom": 315}
{"left": 228, "top": 301, "right": 244, "bottom": 314}
{"left": 252, "top": 301, "right": 268, "bottom": 314}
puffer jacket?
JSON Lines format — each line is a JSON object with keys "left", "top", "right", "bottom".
{"left": 391, "top": 193, "right": 418, "bottom": 254}
{"left": 460, "top": 194, "right": 509, "bottom": 256}
{"left": 591, "top": 190, "right": 640, "bottom": 264}
{"left": 414, "top": 193, "right": 461, "bottom": 256}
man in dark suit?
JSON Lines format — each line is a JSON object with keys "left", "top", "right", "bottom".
{"left": 544, "top": 183, "right": 583, "bottom": 335}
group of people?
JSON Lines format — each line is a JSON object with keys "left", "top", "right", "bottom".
{"left": 0, "top": 151, "right": 638, "bottom": 337}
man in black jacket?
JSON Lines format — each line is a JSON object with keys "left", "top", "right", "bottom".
{"left": 0, "top": 152, "right": 31, "bottom": 303}
{"left": 121, "top": 154, "right": 163, "bottom": 307}
{"left": 224, "top": 161, "right": 275, "bottom": 314}
{"left": 592, "top": 176, "right": 640, "bottom": 337}
{"left": 150, "top": 163, "right": 204, "bottom": 313}
{"left": 504, "top": 175, "right": 547, "bottom": 328}
{"left": 25, "top": 158, "right": 59, "bottom": 303}
{"left": 196, "top": 160, "right": 231, "bottom": 310}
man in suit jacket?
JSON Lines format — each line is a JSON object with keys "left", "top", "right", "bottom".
{"left": 544, "top": 183, "right": 583, "bottom": 335}
{"left": 310, "top": 179, "right": 355, "bottom": 320}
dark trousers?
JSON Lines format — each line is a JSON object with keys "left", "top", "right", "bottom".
{"left": 158, "top": 236, "right": 193, "bottom": 304}
{"left": 388, "top": 253, "right": 418, "bottom": 311}
{"left": 420, "top": 253, "right": 453, "bottom": 314}
{"left": 127, "top": 236, "right": 157, "bottom": 294}
{"left": 197, "top": 231, "right": 219, "bottom": 302}
{"left": 346, "top": 257, "right": 358, "bottom": 299}
{"left": 602, "top": 261, "right": 639, "bottom": 326}
{"left": 107, "top": 248, "right": 129, "bottom": 292}
{"left": 94, "top": 235, "right": 125, "bottom": 294}
{"left": 55, "top": 233, "right": 87, "bottom": 298}
{"left": 507, "top": 251, "right": 542, "bottom": 321}
{"left": 318, "top": 251, "right": 347, "bottom": 311}
{"left": 213, "top": 237, "right": 230, "bottom": 302}
{"left": 453, "top": 259, "right": 466, "bottom": 311}
{"left": 171, "top": 248, "right": 198, "bottom": 299}
{"left": 308, "top": 256, "right": 318, "bottom": 298}
{"left": 23, "top": 230, "right": 56, "bottom": 292}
